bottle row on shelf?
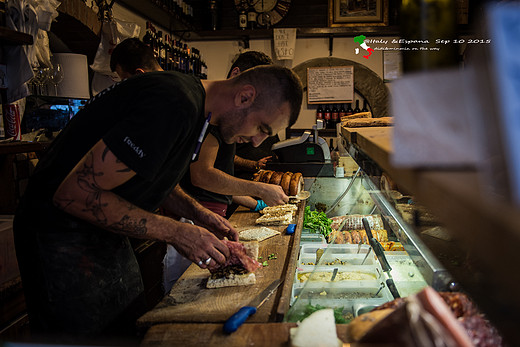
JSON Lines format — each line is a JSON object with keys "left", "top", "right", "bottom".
{"left": 143, "top": 21, "right": 208, "bottom": 79}
{"left": 150, "top": 0, "right": 194, "bottom": 25}
{"left": 316, "top": 100, "right": 370, "bottom": 129}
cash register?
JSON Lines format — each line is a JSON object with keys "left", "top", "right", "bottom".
{"left": 267, "top": 120, "right": 334, "bottom": 176}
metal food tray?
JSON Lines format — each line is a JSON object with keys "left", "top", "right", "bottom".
{"left": 295, "top": 265, "right": 383, "bottom": 285}
{"left": 299, "top": 251, "right": 377, "bottom": 266}
{"left": 289, "top": 281, "right": 393, "bottom": 319}
{"left": 298, "top": 243, "right": 371, "bottom": 262}
{"left": 299, "top": 233, "right": 327, "bottom": 245}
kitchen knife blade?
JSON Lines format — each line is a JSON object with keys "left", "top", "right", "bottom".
{"left": 362, "top": 218, "right": 400, "bottom": 299}
{"left": 223, "top": 279, "right": 283, "bottom": 334}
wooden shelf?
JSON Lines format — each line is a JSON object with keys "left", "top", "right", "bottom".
{"left": 340, "top": 125, "right": 520, "bottom": 346}
{"left": 0, "top": 27, "right": 33, "bottom": 46}
{"left": 182, "top": 26, "right": 402, "bottom": 41}
{"left": 116, "top": 0, "right": 194, "bottom": 32}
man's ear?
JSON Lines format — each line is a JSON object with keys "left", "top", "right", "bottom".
{"left": 234, "top": 84, "right": 256, "bottom": 108}
{"left": 229, "top": 67, "right": 241, "bottom": 78}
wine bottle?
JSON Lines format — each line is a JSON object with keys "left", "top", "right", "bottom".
{"left": 316, "top": 104, "right": 323, "bottom": 121}
{"left": 239, "top": 9, "right": 247, "bottom": 30}
{"left": 324, "top": 105, "right": 331, "bottom": 128}
{"left": 209, "top": 0, "right": 218, "bottom": 30}
{"left": 157, "top": 31, "right": 166, "bottom": 69}
{"left": 362, "top": 100, "right": 369, "bottom": 112}
{"left": 331, "top": 104, "right": 339, "bottom": 129}
{"left": 143, "top": 22, "right": 153, "bottom": 47}
{"left": 339, "top": 103, "right": 346, "bottom": 121}
{"left": 346, "top": 103, "right": 353, "bottom": 116}
{"left": 247, "top": 4, "right": 257, "bottom": 30}
{"left": 353, "top": 100, "right": 361, "bottom": 114}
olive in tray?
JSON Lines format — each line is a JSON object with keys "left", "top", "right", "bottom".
{"left": 252, "top": 170, "right": 303, "bottom": 196}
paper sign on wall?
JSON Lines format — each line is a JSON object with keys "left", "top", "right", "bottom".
{"left": 274, "top": 28, "right": 297, "bottom": 60}
{"left": 307, "top": 66, "right": 354, "bottom": 104}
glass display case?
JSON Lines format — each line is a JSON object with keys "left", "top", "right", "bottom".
{"left": 285, "top": 155, "right": 454, "bottom": 323}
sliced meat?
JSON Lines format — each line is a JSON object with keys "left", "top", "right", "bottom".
{"left": 210, "top": 239, "right": 261, "bottom": 274}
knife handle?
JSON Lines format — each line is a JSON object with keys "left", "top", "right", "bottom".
{"left": 386, "top": 278, "right": 400, "bottom": 299}
{"left": 223, "top": 306, "right": 257, "bottom": 334}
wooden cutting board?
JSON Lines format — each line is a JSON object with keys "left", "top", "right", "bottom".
{"left": 137, "top": 206, "right": 303, "bottom": 328}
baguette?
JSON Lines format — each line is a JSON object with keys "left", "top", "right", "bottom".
{"left": 344, "top": 116, "right": 393, "bottom": 128}
{"left": 340, "top": 112, "right": 371, "bottom": 123}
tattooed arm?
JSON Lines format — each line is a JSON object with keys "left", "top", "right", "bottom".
{"left": 53, "top": 139, "right": 230, "bottom": 268}
{"left": 161, "top": 185, "right": 239, "bottom": 241}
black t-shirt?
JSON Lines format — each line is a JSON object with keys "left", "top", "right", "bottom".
{"left": 25, "top": 71, "right": 206, "bottom": 211}
{"left": 180, "top": 124, "right": 235, "bottom": 205}
{"left": 13, "top": 71, "right": 207, "bottom": 333}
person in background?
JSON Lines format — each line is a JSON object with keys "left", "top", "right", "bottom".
{"left": 181, "top": 50, "right": 283, "bottom": 218}
{"left": 110, "top": 37, "right": 163, "bottom": 78}
{"left": 14, "top": 58, "right": 303, "bottom": 343}
{"left": 227, "top": 52, "right": 281, "bottom": 180}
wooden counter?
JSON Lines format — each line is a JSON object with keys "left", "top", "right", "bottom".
{"left": 141, "top": 323, "right": 353, "bottom": 347}
{"left": 138, "top": 203, "right": 305, "bottom": 345}
{"left": 341, "top": 125, "right": 520, "bottom": 346}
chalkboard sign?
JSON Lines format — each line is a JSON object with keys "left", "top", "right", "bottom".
{"left": 307, "top": 66, "right": 354, "bottom": 105}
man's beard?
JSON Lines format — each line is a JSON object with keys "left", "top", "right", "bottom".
{"left": 217, "top": 107, "right": 249, "bottom": 144}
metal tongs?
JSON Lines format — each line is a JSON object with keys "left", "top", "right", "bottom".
{"left": 362, "top": 217, "right": 400, "bottom": 299}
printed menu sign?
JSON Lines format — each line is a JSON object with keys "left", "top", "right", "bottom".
{"left": 307, "top": 66, "right": 354, "bottom": 104}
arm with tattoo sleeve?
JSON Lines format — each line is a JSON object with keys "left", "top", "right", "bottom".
{"left": 52, "top": 139, "right": 230, "bottom": 267}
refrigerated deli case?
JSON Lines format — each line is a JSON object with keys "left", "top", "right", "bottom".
{"left": 284, "top": 158, "right": 454, "bottom": 324}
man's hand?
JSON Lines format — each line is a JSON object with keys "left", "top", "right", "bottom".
{"left": 257, "top": 183, "right": 288, "bottom": 206}
{"left": 168, "top": 222, "right": 231, "bottom": 269}
{"left": 194, "top": 209, "right": 239, "bottom": 241}
{"left": 255, "top": 156, "right": 272, "bottom": 170}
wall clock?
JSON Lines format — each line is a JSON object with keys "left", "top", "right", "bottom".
{"left": 235, "top": 0, "right": 291, "bottom": 27}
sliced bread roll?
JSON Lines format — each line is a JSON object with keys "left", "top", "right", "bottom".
{"left": 289, "top": 172, "right": 303, "bottom": 196}
{"left": 280, "top": 172, "right": 293, "bottom": 195}
{"left": 269, "top": 171, "right": 284, "bottom": 186}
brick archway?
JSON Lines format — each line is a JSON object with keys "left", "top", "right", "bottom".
{"left": 293, "top": 57, "right": 390, "bottom": 117}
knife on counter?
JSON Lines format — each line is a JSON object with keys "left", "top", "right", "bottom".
{"left": 223, "top": 279, "right": 283, "bottom": 334}
{"left": 362, "top": 217, "right": 400, "bottom": 299}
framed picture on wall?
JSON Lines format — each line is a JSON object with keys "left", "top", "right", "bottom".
{"left": 329, "top": 0, "right": 388, "bottom": 27}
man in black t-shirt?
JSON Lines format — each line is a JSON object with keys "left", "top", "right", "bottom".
{"left": 13, "top": 65, "right": 303, "bottom": 340}
{"left": 182, "top": 51, "right": 282, "bottom": 217}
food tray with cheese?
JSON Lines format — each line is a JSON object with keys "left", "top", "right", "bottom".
{"left": 295, "top": 265, "right": 383, "bottom": 285}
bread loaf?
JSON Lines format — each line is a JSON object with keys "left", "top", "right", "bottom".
{"left": 344, "top": 116, "right": 393, "bottom": 128}
{"left": 269, "top": 171, "right": 283, "bottom": 186}
{"left": 280, "top": 172, "right": 293, "bottom": 195}
{"left": 261, "top": 170, "right": 274, "bottom": 183}
{"left": 289, "top": 172, "right": 303, "bottom": 196}
{"left": 252, "top": 170, "right": 304, "bottom": 196}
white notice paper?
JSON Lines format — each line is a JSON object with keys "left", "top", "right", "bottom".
{"left": 274, "top": 28, "right": 297, "bottom": 60}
